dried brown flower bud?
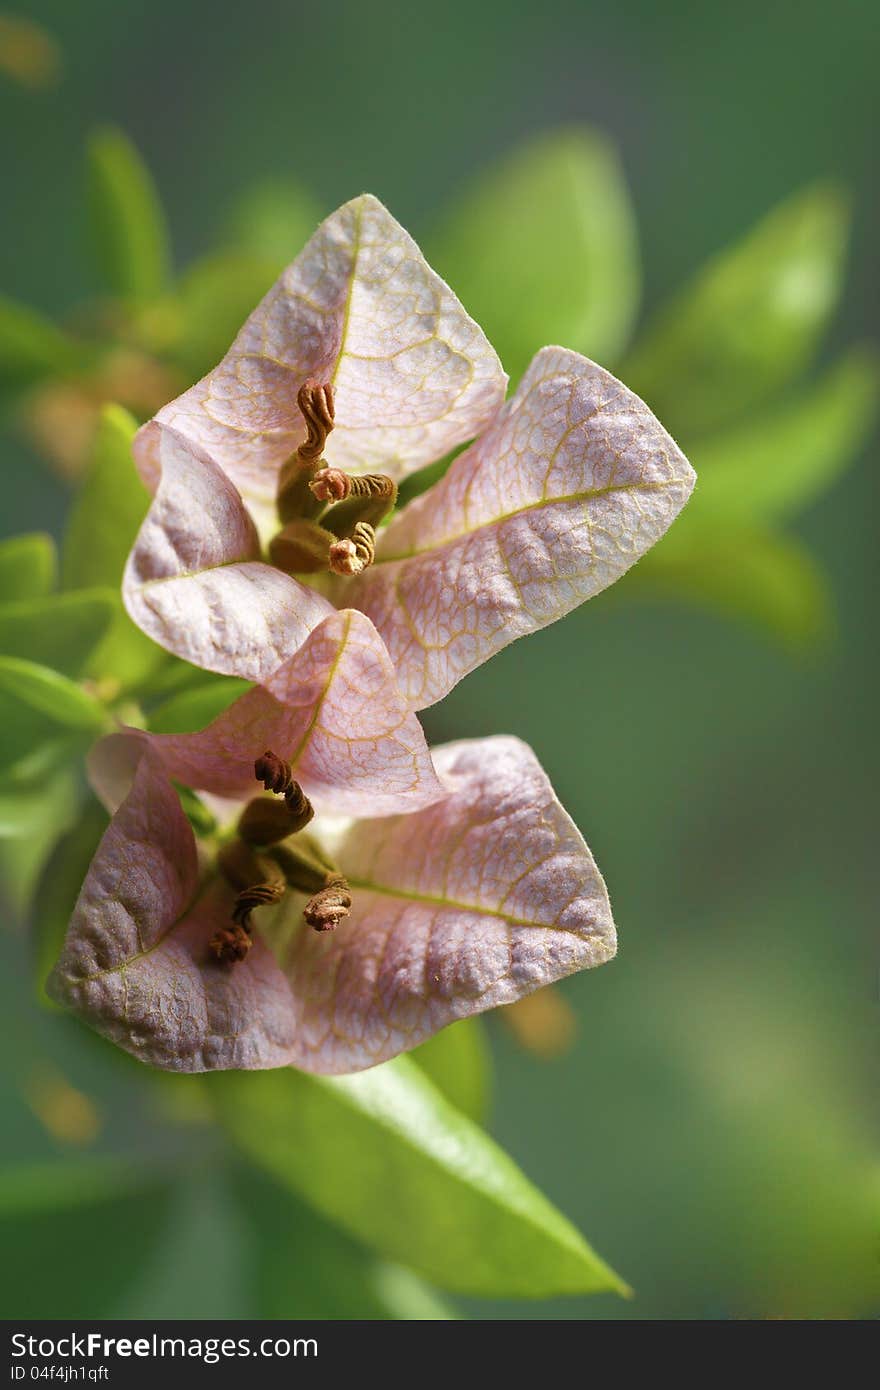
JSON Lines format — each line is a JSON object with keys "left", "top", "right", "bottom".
{"left": 328, "top": 522, "right": 376, "bottom": 577}
{"left": 309, "top": 467, "right": 351, "bottom": 503}
{"left": 304, "top": 874, "right": 352, "bottom": 932}
{"left": 254, "top": 750, "right": 293, "bottom": 796}
{"left": 209, "top": 924, "right": 254, "bottom": 964}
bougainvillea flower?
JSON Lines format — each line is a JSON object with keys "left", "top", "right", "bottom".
{"left": 124, "top": 195, "right": 695, "bottom": 708}
{"left": 47, "top": 714, "right": 616, "bottom": 1073}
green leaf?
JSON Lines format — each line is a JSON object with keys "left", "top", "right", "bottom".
{"left": 211, "top": 1057, "right": 626, "bottom": 1298}
{"left": 629, "top": 520, "right": 832, "bottom": 649}
{"left": 225, "top": 176, "right": 323, "bottom": 266}
{"left": 30, "top": 794, "right": 107, "bottom": 1007}
{"left": 0, "top": 759, "right": 81, "bottom": 921}
{"left": 0, "top": 1159, "right": 175, "bottom": 1318}
{"left": 236, "top": 1166, "right": 455, "bottom": 1319}
{"left": 148, "top": 677, "right": 251, "bottom": 733}
{"left": 137, "top": 652, "right": 228, "bottom": 701}
{"left": 59, "top": 405, "right": 167, "bottom": 689}
{"left": 624, "top": 184, "right": 850, "bottom": 438}
{"left": 61, "top": 404, "right": 146, "bottom": 590}
{"left": 0, "top": 295, "right": 78, "bottom": 394}
{"left": 429, "top": 126, "right": 640, "bottom": 381}
{"left": 693, "top": 349, "right": 880, "bottom": 522}
{"left": 82, "top": 598, "right": 167, "bottom": 692}
{"left": 87, "top": 126, "right": 171, "bottom": 300}
{"left": 174, "top": 250, "right": 281, "bottom": 379}
{"left": 0, "top": 590, "right": 117, "bottom": 677}
{"left": 0, "top": 657, "right": 107, "bottom": 730}
{"left": 0, "top": 532, "right": 56, "bottom": 600}
{"left": 173, "top": 783, "right": 218, "bottom": 837}
{"left": 0, "top": 693, "right": 58, "bottom": 779}
{"left": 411, "top": 1018, "right": 491, "bottom": 1124}
{"left": 0, "top": 753, "right": 79, "bottom": 837}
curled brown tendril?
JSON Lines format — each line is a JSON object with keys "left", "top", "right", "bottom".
{"left": 213, "top": 837, "right": 287, "bottom": 966}
{"left": 246, "top": 753, "right": 315, "bottom": 839}
{"left": 209, "top": 878, "right": 287, "bottom": 965}
{"left": 310, "top": 469, "right": 396, "bottom": 505}
{"left": 210, "top": 873, "right": 286, "bottom": 964}
{"left": 304, "top": 873, "right": 352, "bottom": 932}
{"left": 328, "top": 521, "right": 376, "bottom": 577}
{"left": 296, "top": 380, "right": 335, "bottom": 462}
{"left": 276, "top": 380, "right": 336, "bottom": 523}
{"left": 232, "top": 879, "right": 287, "bottom": 927}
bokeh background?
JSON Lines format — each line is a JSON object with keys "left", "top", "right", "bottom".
{"left": 1, "top": 0, "right": 877, "bottom": 1319}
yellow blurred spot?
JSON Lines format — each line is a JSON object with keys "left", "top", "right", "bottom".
{"left": 21, "top": 349, "right": 183, "bottom": 478}
{"left": 501, "top": 986, "right": 578, "bottom": 1058}
{"left": 22, "top": 384, "right": 100, "bottom": 479}
{"left": 0, "top": 14, "right": 62, "bottom": 90}
{"left": 23, "top": 1066, "right": 102, "bottom": 1147}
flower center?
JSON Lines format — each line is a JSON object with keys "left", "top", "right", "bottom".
{"left": 210, "top": 749, "right": 353, "bottom": 965}
{"left": 269, "top": 381, "right": 397, "bottom": 580}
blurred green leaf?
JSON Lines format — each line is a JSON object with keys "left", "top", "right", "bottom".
{"left": 59, "top": 404, "right": 165, "bottom": 690}
{"left": 0, "top": 590, "right": 117, "bottom": 677}
{"left": 411, "top": 1018, "right": 491, "bottom": 1124}
{"left": 82, "top": 598, "right": 167, "bottom": 693}
{"left": 0, "top": 691, "right": 58, "bottom": 778}
{"left": 236, "top": 1167, "right": 455, "bottom": 1319}
{"left": 211, "top": 1057, "right": 626, "bottom": 1298}
{"left": 138, "top": 651, "right": 233, "bottom": 702}
{"left": 653, "top": 912, "right": 880, "bottom": 1317}
{"left": 694, "top": 349, "right": 880, "bottom": 522}
{"left": 174, "top": 250, "right": 280, "bottom": 379}
{"left": 0, "top": 532, "right": 56, "bottom": 600}
{"left": 0, "top": 760, "right": 81, "bottom": 921}
{"left": 624, "top": 184, "right": 850, "bottom": 437}
{"left": 429, "top": 126, "right": 640, "bottom": 380}
{"left": 0, "top": 656, "right": 107, "bottom": 730}
{"left": 629, "top": 519, "right": 832, "bottom": 649}
{"left": 173, "top": 783, "right": 218, "bottom": 837}
{"left": 225, "top": 176, "right": 322, "bottom": 266}
{"left": 0, "top": 1159, "right": 175, "bottom": 1318}
{"left": 30, "top": 794, "right": 107, "bottom": 1007}
{"left": 0, "top": 751, "right": 78, "bottom": 836}
{"left": 61, "top": 404, "right": 145, "bottom": 590}
{"left": 87, "top": 126, "right": 171, "bottom": 300}
{"left": 148, "top": 677, "right": 251, "bottom": 733}
{"left": 0, "top": 295, "right": 79, "bottom": 398}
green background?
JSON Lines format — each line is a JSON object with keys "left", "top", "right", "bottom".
{"left": 1, "top": 0, "right": 877, "bottom": 1318}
